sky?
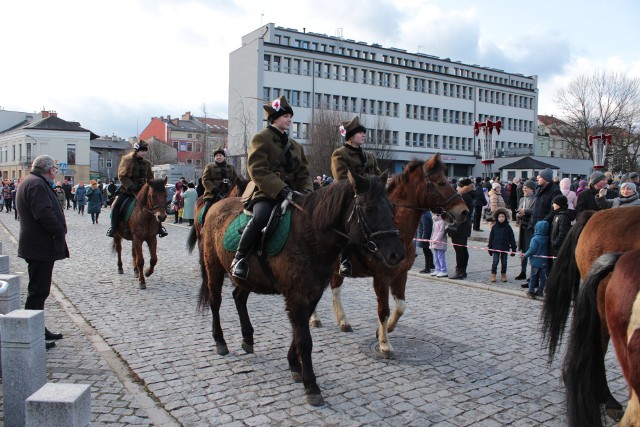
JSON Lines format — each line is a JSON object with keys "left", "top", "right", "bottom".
{"left": 2, "top": 0, "right": 639, "bottom": 139}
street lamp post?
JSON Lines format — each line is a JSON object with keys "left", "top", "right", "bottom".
{"left": 588, "top": 133, "right": 612, "bottom": 170}
{"left": 474, "top": 119, "right": 502, "bottom": 179}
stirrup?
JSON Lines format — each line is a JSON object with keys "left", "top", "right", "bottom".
{"left": 106, "top": 227, "right": 116, "bottom": 237}
{"left": 158, "top": 226, "right": 168, "bottom": 238}
{"left": 339, "top": 260, "right": 352, "bottom": 278}
{"left": 231, "top": 258, "right": 249, "bottom": 280}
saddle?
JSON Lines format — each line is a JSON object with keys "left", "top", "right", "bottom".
{"left": 223, "top": 204, "right": 292, "bottom": 256}
{"left": 110, "top": 195, "right": 136, "bottom": 223}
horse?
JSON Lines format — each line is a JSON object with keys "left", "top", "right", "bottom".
{"left": 188, "top": 172, "right": 405, "bottom": 406}
{"left": 111, "top": 178, "right": 168, "bottom": 290}
{"left": 563, "top": 249, "right": 640, "bottom": 427}
{"left": 309, "top": 154, "right": 469, "bottom": 357}
{"left": 542, "top": 206, "right": 640, "bottom": 420}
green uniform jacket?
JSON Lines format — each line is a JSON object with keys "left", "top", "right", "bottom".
{"left": 331, "top": 144, "right": 380, "bottom": 181}
{"left": 202, "top": 162, "right": 239, "bottom": 201}
{"left": 118, "top": 152, "right": 154, "bottom": 193}
{"left": 247, "top": 127, "right": 313, "bottom": 202}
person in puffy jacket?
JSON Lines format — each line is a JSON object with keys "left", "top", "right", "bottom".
{"left": 487, "top": 208, "right": 516, "bottom": 283}
{"left": 522, "top": 220, "right": 549, "bottom": 298}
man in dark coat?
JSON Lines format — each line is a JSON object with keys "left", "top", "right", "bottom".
{"left": 61, "top": 179, "right": 72, "bottom": 209}
{"left": 576, "top": 171, "right": 614, "bottom": 214}
{"left": 15, "top": 155, "right": 69, "bottom": 349}
{"left": 472, "top": 177, "right": 487, "bottom": 231}
{"left": 448, "top": 178, "right": 475, "bottom": 279}
{"left": 528, "top": 168, "right": 561, "bottom": 230}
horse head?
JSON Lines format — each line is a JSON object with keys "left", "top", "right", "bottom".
{"left": 138, "top": 177, "right": 168, "bottom": 224}
{"left": 345, "top": 171, "right": 405, "bottom": 268}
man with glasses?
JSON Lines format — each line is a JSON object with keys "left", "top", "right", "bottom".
{"left": 15, "top": 155, "right": 69, "bottom": 350}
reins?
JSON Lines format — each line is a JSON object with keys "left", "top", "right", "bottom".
{"left": 136, "top": 185, "right": 165, "bottom": 215}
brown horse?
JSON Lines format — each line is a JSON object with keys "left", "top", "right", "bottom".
{"left": 309, "top": 154, "right": 469, "bottom": 357}
{"left": 542, "top": 206, "right": 640, "bottom": 420}
{"left": 112, "top": 178, "right": 168, "bottom": 289}
{"left": 188, "top": 173, "right": 405, "bottom": 406}
{"left": 564, "top": 249, "right": 640, "bottom": 427}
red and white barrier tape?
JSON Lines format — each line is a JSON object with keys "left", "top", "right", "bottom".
{"left": 413, "top": 238, "right": 557, "bottom": 259}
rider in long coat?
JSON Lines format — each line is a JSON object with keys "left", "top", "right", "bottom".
{"left": 330, "top": 116, "right": 380, "bottom": 277}
{"left": 230, "top": 95, "right": 313, "bottom": 280}
{"left": 106, "top": 139, "right": 167, "bottom": 237}
{"left": 200, "top": 147, "right": 240, "bottom": 222}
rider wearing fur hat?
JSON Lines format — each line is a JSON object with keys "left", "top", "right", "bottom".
{"left": 230, "top": 96, "right": 313, "bottom": 280}
{"left": 200, "top": 147, "right": 239, "bottom": 222}
{"left": 331, "top": 116, "right": 381, "bottom": 277}
{"left": 106, "top": 139, "right": 168, "bottom": 238}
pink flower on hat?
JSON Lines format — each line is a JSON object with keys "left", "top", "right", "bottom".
{"left": 339, "top": 125, "right": 346, "bottom": 137}
{"left": 272, "top": 99, "right": 281, "bottom": 111}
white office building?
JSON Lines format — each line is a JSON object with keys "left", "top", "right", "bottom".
{"left": 228, "top": 23, "right": 538, "bottom": 177}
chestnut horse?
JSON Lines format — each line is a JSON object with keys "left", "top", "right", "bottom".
{"left": 188, "top": 173, "right": 405, "bottom": 406}
{"left": 309, "top": 154, "right": 469, "bottom": 357}
{"left": 112, "top": 178, "right": 167, "bottom": 290}
{"left": 564, "top": 249, "right": 640, "bottom": 427}
{"left": 542, "top": 206, "right": 640, "bottom": 420}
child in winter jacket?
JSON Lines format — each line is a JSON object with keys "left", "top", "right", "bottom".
{"left": 429, "top": 214, "right": 448, "bottom": 277}
{"left": 487, "top": 208, "right": 517, "bottom": 282}
{"left": 523, "top": 220, "right": 550, "bottom": 298}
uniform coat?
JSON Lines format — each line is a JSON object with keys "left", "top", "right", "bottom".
{"left": 247, "top": 126, "right": 313, "bottom": 203}
{"left": 202, "top": 161, "right": 239, "bottom": 201}
{"left": 331, "top": 144, "right": 380, "bottom": 180}
{"left": 118, "top": 152, "right": 154, "bottom": 194}
{"left": 16, "top": 172, "right": 69, "bottom": 261}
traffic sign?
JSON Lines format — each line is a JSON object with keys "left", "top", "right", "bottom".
{"left": 59, "top": 162, "right": 67, "bottom": 171}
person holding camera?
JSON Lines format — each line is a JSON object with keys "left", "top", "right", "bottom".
{"left": 200, "top": 147, "right": 239, "bottom": 223}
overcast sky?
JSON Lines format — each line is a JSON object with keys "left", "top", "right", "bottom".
{"left": 1, "top": 0, "right": 638, "bottom": 139}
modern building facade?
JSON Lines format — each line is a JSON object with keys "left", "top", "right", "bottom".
{"left": 228, "top": 23, "right": 539, "bottom": 177}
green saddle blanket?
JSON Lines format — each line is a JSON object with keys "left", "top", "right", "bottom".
{"left": 110, "top": 198, "right": 136, "bottom": 222}
{"left": 223, "top": 209, "right": 292, "bottom": 256}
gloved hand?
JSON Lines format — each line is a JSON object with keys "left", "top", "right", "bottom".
{"left": 129, "top": 183, "right": 139, "bottom": 193}
{"left": 278, "top": 186, "right": 293, "bottom": 201}
{"left": 488, "top": 250, "right": 493, "bottom": 257}
{"left": 510, "top": 252, "right": 516, "bottom": 257}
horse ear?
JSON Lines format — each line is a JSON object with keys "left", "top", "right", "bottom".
{"left": 348, "top": 170, "right": 367, "bottom": 193}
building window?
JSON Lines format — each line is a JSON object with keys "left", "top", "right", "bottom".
{"left": 106, "top": 159, "right": 112, "bottom": 168}
{"left": 263, "top": 55, "right": 271, "bottom": 71}
{"left": 67, "top": 144, "right": 76, "bottom": 165}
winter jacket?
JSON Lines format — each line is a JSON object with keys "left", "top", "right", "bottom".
{"left": 416, "top": 211, "right": 433, "bottom": 249}
{"left": 474, "top": 184, "right": 487, "bottom": 207}
{"left": 87, "top": 186, "right": 104, "bottom": 214}
{"left": 596, "top": 191, "right": 640, "bottom": 209}
{"left": 576, "top": 186, "right": 616, "bottom": 213}
{"left": 75, "top": 185, "right": 87, "bottom": 207}
{"left": 559, "top": 178, "right": 577, "bottom": 210}
{"left": 488, "top": 189, "right": 506, "bottom": 214}
{"left": 524, "top": 221, "right": 549, "bottom": 268}
{"left": 550, "top": 208, "right": 576, "bottom": 255}
{"left": 487, "top": 211, "right": 516, "bottom": 255}
{"left": 180, "top": 188, "right": 198, "bottom": 220}
{"left": 202, "top": 161, "right": 240, "bottom": 201}
{"left": 331, "top": 144, "right": 380, "bottom": 180}
{"left": 118, "top": 152, "right": 154, "bottom": 194}
{"left": 430, "top": 214, "right": 447, "bottom": 251}
{"left": 529, "top": 181, "right": 561, "bottom": 229}
{"left": 15, "top": 172, "right": 69, "bottom": 261}
{"left": 447, "top": 183, "right": 474, "bottom": 240}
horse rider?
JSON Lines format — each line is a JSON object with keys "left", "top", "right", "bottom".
{"left": 200, "top": 147, "right": 240, "bottom": 222}
{"left": 330, "top": 116, "right": 381, "bottom": 277}
{"left": 230, "top": 95, "right": 313, "bottom": 280}
{"left": 106, "top": 139, "right": 168, "bottom": 238}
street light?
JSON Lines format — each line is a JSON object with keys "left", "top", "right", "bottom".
{"left": 473, "top": 119, "right": 502, "bottom": 179}
{"left": 588, "top": 133, "right": 612, "bottom": 170}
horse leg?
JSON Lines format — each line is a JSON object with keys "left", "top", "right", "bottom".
{"left": 144, "top": 237, "right": 157, "bottom": 277}
{"left": 286, "top": 297, "right": 324, "bottom": 406}
{"left": 598, "top": 307, "right": 624, "bottom": 417}
{"left": 115, "top": 237, "right": 124, "bottom": 274}
{"left": 373, "top": 277, "right": 393, "bottom": 357}
{"left": 387, "top": 272, "right": 407, "bottom": 333}
{"left": 132, "top": 238, "right": 146, "bottom": 289}
{"left": 206, "top": 262, "right": 227, "bottom": 355}
{"left": 330, "top": 274, "right": 353, "bottom": 332}
{"left": 232, "top": 287, "right": 254, "bottom": 354}
{"left": 309, "top": 310, "right": 322, "bottom": 328}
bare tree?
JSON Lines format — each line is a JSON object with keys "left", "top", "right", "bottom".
{"left": 553, "top": 70, "right": 640, "bottom": 171}
{"left": 146, "top": 136, "right": 178, "bottom": 165}
{"left": 228, "top": 90, "right": 257, "bottom": 175}
{"left": 305, "top": 108, "right": 346, "bottom": 178}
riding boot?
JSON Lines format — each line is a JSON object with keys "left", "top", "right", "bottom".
{"left": 231, "top": 219, "right": 260, "bottom": 280}
{"left": 158, "top": 223, "right": 168, "bottom": 238}
{"left": 106, "top": 195, "right": 122, "bottom": 237}
{"left": 201, "top": 199, "right": 214, "bottom": 224}
{"left": 338, "top": 247, "right": 352, "bottom": 277}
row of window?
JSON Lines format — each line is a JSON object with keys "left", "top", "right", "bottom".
{"left": 0, "top": 143, "right": 75, "bottom": 165}
{"left": 404, "top": 132, "right": 531, "bottom": 151}
{"left": 274, "top": 32, "right": 535, "bottom": 90}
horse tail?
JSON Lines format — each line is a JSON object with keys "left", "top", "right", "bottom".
{"left": 197, "top": 272, "right": 210, "bottom": 313}
{"left": 541, "top": 210, "right": 595, "bottom": 361}
{"left": 186, "top": 223, "right": 198, "bottom": 253}
{"left": 563, "top": 252, "right": 622, "bottom": 427}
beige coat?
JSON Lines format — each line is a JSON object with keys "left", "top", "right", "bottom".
{"left": 331, "top": 145, "right": 380, "bottom": 181}
{"left": 117, "top": 152, "right": 153, "bottom": 193}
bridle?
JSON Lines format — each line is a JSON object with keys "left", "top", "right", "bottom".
{"left": 333, "top": 190, "right": 400, "bottom": 254}
{"left": 392, "top": 163, "right": 462, "bottom": 221}
{"left": 137, "top": 187, "right": 165, "bottom": 216}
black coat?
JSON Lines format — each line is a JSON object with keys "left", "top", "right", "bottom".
{"left": 576, "top": 187, "right": 617, "bottom": 213}
{"left": 447, "top": 184, "right": 474, "bottom": 240}
{"left": 474, "top": 184, "right": 487, "bottom": 207}
{"left": 16, "top": 172, "right": 69, "bottom": 261}
{"left": 550, "top": 208, "right": 576, "bottom": 255}
{"left": 488, "top": 220, "right": 517, "bottom": 253}
{"left": 529, "top": 182, "right": 561, "bottom": 230}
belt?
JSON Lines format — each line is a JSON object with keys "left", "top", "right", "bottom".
{"left": 275, "top": 172, "right": 295, "bottom": 181}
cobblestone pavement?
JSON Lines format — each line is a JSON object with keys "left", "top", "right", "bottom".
{"left": 0, "top": 208, "right": 627, "bottom": 426}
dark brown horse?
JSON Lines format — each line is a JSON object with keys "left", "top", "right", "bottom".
{"left": 309, "top": 154, "right": 469, "bottom": 357}
{"left": 112, "top": 178, "right": 167, "bottom": 289}
{"left": 542, "top": 206, "right": 640, "bottom": 420}
{"left": 188, "top": 173, "right": 405, "bottom": 406}
{"left": 563, "top": 249, "right": 640, "bottom": 427}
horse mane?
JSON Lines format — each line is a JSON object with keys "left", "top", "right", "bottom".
{"left": 386, "top": 156, "right": 445, "bottom": 193}
{"left": 136, "top": 179, "right": 167, "bottom": 204}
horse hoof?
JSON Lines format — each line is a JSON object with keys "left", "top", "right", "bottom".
{"left": 145, "top": 270, "right": 153, "bottom": 277}
{"left": 605, "top": 407, "right": 624, "bottom": 422}
{"left": 310, "top": 320, "right": 322, "bottom": 328}
{"left": 139, "top": 283, "right": 146, "bottom": 290}
{"left": 379, "top": 350, "right": 394, "bottom": 359}
{"left": 291, "top": 371, "right": 303, "bottom": 383}
{"left": 306, "top": 393, "right": 324, "bottom": 407}
{"left": 241, "top": 341, "right": 254, "bottom": 354}
{"left": 216, "top": 343, "right": 229, "bottom": 356}
{"left": 340, "top": 324, "right": 353, "bottom": 332}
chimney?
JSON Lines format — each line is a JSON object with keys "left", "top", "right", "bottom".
{"left": 41, "top": 110, "right": 49, "bottom": 118}
{"left": 182, "top": 112, "right": 191, "bottom": 121}
{"left": 167, "top": 115, "right": 171, "bottom": 121}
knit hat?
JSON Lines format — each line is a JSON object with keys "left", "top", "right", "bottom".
{"left": 458, "top": 178, "right": 472, "bottom": 187}
{"left": 491, "top": 182, "right": 501, "bottom": 190}
{"left": 523, "top": 180, "right": 536, "bottom": 190}
{"left": 589, "top": 171, "right": 606, "bottom": 186}
{"left": 340, "top": 116, "right": 367, "bottom": 141}
{"left": 552, "top": 194, "right": 568, "bottom": 209}
{"left": 213, "top": 147, "right": 225, "bottom": 157}
{"left": 621, "top": 182, "right": 637, "bottom": 193}
{"left": 263, "top": 96, "right": 294, "bottom": 123}
{"left": 538, "top": 168, "right": 553, "bottom": 183}
{"left": 579, "top": 179, "right": 587, "bottom": 188}
{"left": 629, "top": 172, "right": 639, "bottom": 180}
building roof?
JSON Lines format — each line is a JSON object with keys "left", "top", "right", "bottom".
{"left": 24, "top": 115, "right": 99, "bottom": 139}
{"left": 499, "top": 156, "right": 560, "bottom": 170}
{"left": 198, "top": 117, "right": 228, "bottom": 133}
{"left": 538, "top": 115, "right": 566, "bottom": 127}
{"left": 90, "top": 138, "right": 131, "bottom": 150}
